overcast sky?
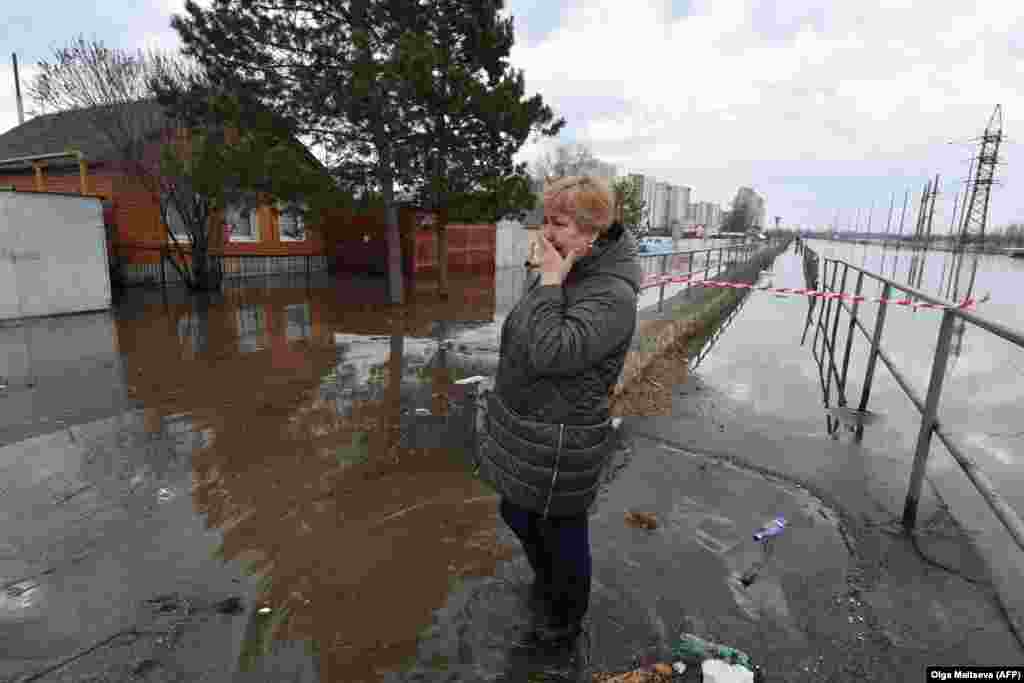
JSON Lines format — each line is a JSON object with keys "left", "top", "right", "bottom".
{"left": 2, "top": 0, "right": 1022, "bottom": 230}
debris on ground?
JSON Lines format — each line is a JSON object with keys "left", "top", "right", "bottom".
{"left": 592, "top": 661, "right": 675, "bottom": 682}
{"left": 625, "top": 510, "right": 659, "bottom": 530}
{"left": 214, "top": 596, "right": 245, "bottom": 615}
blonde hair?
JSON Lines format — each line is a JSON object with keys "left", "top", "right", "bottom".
{"left": 542, "top": 175, "right": 616, "bottom": 236}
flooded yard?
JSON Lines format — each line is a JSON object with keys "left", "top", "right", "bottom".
{"left": 0, "top": 259, "right": 844, "bottom": 682}
{"left": 6, "top": 246, "right": 1011, "bottom": 682}
{"left": 0, "top": 270, "right": 521, "bottom": 681}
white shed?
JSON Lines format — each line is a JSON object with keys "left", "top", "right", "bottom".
{"left": 0, "top": 190, "right": 111, "bottom": 321}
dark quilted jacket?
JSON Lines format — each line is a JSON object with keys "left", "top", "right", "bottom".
{"left": 477, "top": 222, "right": 642, "bottom": 517}
{"left": 494, "top": 221, "right": 642, "bottom": 425}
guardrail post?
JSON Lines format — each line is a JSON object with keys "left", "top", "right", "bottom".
{"left": 824, "top": 263, "right": 849, "bottom": 398}
{"left": 658, "top": 253, "right": 668, "bottom": 312}
{"left": 902, "top": 309, "right": 956, "bottom": 532}
{"left": 856, "top": 282, "right": 892, "bottom": 440}
{"left": 813, "top": 258, "right": 834, "bottom": 351}
{"left": 838, "top": 271, "right": 866, "bottom": 404}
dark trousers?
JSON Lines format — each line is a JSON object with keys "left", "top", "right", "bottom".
{"left": 499, "top": 497, "right": 592, "bottom": 627}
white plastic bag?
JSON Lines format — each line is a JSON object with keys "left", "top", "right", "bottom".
{"left": 702, "top": 658, "right": 755, "bottom": 683}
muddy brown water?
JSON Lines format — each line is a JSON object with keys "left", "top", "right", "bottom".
{"left": 1, "top": 263, "right": 853, "bottom": 682}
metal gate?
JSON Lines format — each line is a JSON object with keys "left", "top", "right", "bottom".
{"left": 0, "top": 190, "right": 111, "bottom": 321}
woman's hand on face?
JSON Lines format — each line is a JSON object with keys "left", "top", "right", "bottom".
{"left": 538, "top": 232, "right": 585, "bottom": 286}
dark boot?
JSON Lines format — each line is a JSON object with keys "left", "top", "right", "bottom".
{"left": 528, "top": 577, "right": 551, "bottom": 615}
{"left": 532, "top": 615, "right": 584, "bottom": 646}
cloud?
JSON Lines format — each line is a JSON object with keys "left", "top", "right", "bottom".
{"left": 510, "top": 0, "right": 1024, "bottom": 224}
{"left": 3, "top": 0, "right": 1021, "bottom": 227}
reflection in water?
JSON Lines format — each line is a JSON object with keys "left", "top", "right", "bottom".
{"left": 113, "top": 273, "right": 522, "bottom": 681}
{"left": 801, "top": 242, "right": 983, "bottom": 440}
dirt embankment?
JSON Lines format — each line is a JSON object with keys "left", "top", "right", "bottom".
{"left": 610, "top": 318, "right": 702, "bottom": 417}
{"left": 611, "top": 284, "right": 746, "bottom": 416}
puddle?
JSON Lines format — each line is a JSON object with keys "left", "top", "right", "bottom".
{"left": 0, "top": 580, "right": 44, "bottom": 619}
{"left": 603, "top": 439, "right": 849, "bottom": 658}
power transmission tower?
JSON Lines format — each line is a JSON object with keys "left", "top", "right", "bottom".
{"left": 946, "top": 189, "right": 961, "bottom": 252}
{"left": 958, "top": 105, "right": 1004, "bottom": 247}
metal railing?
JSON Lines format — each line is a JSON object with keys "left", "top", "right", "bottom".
{"left": 113, "top": 245, "right": 329, "bottom": 288}
{"left": 802, "top": 244, "right": 1024, "bottom": 553}
{"left": 637, "top": 238, "right": 786, "bottom": 312}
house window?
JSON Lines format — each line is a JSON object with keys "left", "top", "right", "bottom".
{"left": 278, "top": 202, "right": 307, "bottom": 241}
{"left": 176, "top": 313, "right": 205, "bottom": 353}
{"left": 164, "top": 202, "right": 191, "bottom": 240}
{"left": 237, "top": 304, "right": 266, "bottom": 352}
{"left": 225, "top": 204, "right": 258, "bottom": 242}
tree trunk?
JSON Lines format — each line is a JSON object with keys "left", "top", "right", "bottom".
{"left": 187, "top": 231, "right": 221, "bottom": 291}
{"left": 380, "top": 158, "right": 404, "bottom": 305}
{"left": 436, "top": 224, "right": 448, "bottom": 297}
{"left": 435, "top": 155, "right": 448, "bottom": 298}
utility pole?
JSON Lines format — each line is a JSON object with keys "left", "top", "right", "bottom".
{"left": 884, "top": 192, "right": 895, "bottom": 239}
{"left": 925, "top": 173, "right": 940, "bottom": 245}
{"left": 897, "top": 189, "right": 910, "bottom": 241}
{"left": 948, "top": 190, "right": 961, "bottom": 241}
{"left": 12, "top": 53, "right": 25, "bottom": 125}
{"left": 866, "top": 199, "right": 874, "bottom": 237}
{"left": 957, "top": 157, "right": 976, "bottom": 248}
{"left": 913, "top": 180, "right": 930, "bottom": 242}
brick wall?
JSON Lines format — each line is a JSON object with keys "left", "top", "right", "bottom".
{"left": 414, "top": 224, "right": 496, "bottom": 274}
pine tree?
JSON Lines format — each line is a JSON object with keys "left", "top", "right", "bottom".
{"left": 611, "top": 177, "right": 647, "bottom": 236}
{"left": 388, "top": 0, "right": 564, "bottom": 292}
{"left": 170, "top": 0, "right": 562, "bottom": 301}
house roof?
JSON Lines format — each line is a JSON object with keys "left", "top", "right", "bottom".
{"left": 0, "top": 99, "right": 328, "bottom": 181}
{"left": 0, "top": 100, "right": 167, "bottom": 169}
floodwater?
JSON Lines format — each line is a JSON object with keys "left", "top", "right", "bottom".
{"left": 0, "top": 271, "right": 513, "bottom": 682}
{"left": 0, "top": 253, "right": 857, "bottom": 682}
{"left": 684, "top": 239, "right": 1024, "bottom": 623}
{"left": 5, "top": 238, "right": 1018, "bottom": 680}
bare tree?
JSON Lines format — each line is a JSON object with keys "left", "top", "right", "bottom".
{"left": 25, "top": 36, "right": 323, "bottom": 291}
{"left": 26, "top": 36, "right": 204, "bottom": 178}
{"left": 26, "top": 36, "right": 223, "bottom": 288}
{"left": 530, "top": 142, "right": 601, "bottom": 183}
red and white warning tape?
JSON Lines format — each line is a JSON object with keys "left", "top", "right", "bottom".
{"left": 639, "top": 273, "right": 977, "bottom": 311}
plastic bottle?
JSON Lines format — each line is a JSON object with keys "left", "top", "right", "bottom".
{"left": 752, "top": 515, "right": 786, "bottom": 541}
{"left": 671, "top": 633, "right": 753, "bottom": 671}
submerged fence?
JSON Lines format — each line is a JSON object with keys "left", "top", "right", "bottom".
{"left": 114, "top": 245, "right": 330, "bottom": 287}
{"left": 800, "top": 244, "right": 1024, "bottom": 554}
